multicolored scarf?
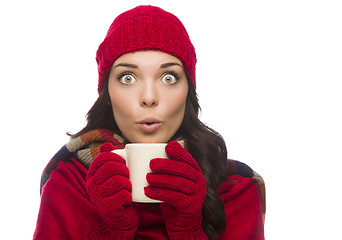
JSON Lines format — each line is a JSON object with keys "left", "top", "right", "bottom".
{"left": 40, "top": 128, "right": 265, "bottom": 220}
{"left": 40, "top": 129, "right": 126, "bottom": 191}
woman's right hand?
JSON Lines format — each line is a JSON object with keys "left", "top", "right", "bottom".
{"left": 86, "top": 142, "right": 138, "bottom": 238}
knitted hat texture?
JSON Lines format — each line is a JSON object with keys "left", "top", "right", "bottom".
{"left": 96, "top": 5, "right": 197, "bottom": 93}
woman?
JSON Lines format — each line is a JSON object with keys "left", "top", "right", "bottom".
{"left": 34, "top": 5, "right": 265, "bottom": 240}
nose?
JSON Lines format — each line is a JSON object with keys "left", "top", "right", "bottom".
{"left": 140, "top": 82, "right": 159, "bottom": 107}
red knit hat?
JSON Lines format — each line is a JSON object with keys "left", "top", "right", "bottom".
{"left": 96, "top": 5, "right": 197, "bottom": 93}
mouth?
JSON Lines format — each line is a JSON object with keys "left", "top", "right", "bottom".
{"left": 137, "top": 118, "right": 162, "bottom": 133}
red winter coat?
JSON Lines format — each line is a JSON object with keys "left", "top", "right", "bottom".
{"left": 33, "top": 129, "right": 265, "bottom": 239}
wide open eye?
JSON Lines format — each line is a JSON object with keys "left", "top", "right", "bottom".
{"left": 161, "top": 73, "right": 177, "bottom": 84}
{"left": 119, "top": 74, "right": 136, "bottom": 84}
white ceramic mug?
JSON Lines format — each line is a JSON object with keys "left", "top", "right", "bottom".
{"left": 112, "top": 143, "right": 167, "bottom": 203}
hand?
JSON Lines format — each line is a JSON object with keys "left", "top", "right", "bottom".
{"left": 86, "top": 142, "right": 138, "bottom": 238}
{"left": 145, "top": 141, "right": 207, "bottom": 239}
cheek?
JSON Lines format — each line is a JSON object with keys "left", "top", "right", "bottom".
{"left": 174, "top": 99, "right": 187, "bottom": 119}
{"left": 109, "top": 89, "right": 133, "bottom": 123}
{"left": 166, "top": 92, "right": 188, "bottom": 126}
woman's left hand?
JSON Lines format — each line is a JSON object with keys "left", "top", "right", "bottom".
{"left": 145, "top": 141, "right": 208, "bottom": 239}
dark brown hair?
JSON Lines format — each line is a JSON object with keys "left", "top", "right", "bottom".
{"left": 71, "top": 74, "right": 228, "bottom": 239}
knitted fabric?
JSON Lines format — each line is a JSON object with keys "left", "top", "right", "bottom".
{"left": 40, "top": 129, "right": 126, "bottom": 193}
{"left": 86, "top": 142, "right": 138, "bottom": 238}
{"left": 225, "top": 159, "right": 266, "bottom": 222}
{"left": 96, "top": 5, "right": 197, "bottom": 93}
{"left": 40, "top": 129, "right": 181, "bottom": 193}
{"left": 40, "top": 128, "right": 265, "bottom": 221}
{"left": 145, "top": 141, "right": 207, "bottom": 239}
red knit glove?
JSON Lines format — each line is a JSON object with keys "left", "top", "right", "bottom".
{"left": 86, "top": 142, "right": 138, "bottom": 239}
{"left": 145, "top": 141, "right": 208, "bottom": 240}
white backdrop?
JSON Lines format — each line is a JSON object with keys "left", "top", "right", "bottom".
{"left": 1, "top": 0, "right": 341, "bottom": 239}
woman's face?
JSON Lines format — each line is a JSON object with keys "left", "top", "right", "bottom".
{"left": 108, "top": 51, "right": 189, "bottom": 143}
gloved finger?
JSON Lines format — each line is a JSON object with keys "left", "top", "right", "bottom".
{"left": 146, "top": 173, "right": 199, "bottom": 194}
{"left": 145, "top": 186, "right": 200, "bottom": 212}
{"left": 149, "top": 158, "right": 200, "bottom": 181}
{"left": 88, "top": 174, "right": 132, "bottom": 198}
{"left": 146, "top": 185, "right": 205, "bottom": 214}
{"left": 165, "top": 141, "right": 201, "bottom": 172}
{"left": 91, "top": 161, "right": 130, "bottom": 185}
{"left": 87, "top": 152, "right": 126, "bottom": 179}
{"left": 144, "top": 185, "right": 184, "bottom": 203}
{"left": 100, "top": 142, "right": 116, "bottom": 152}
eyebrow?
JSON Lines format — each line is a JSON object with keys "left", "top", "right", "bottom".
{"left": 113, "top": 62, "right": 183, "bottom": 69}
{"left": 113, "top": 63, "right": 138, "bottom": 69}
{"left": 160, "top": 62, "right": 183, "bottom": 69}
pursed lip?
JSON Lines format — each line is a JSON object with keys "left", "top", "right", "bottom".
{"left": 137, "top": 117, "right": 162, "bottom": 133}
